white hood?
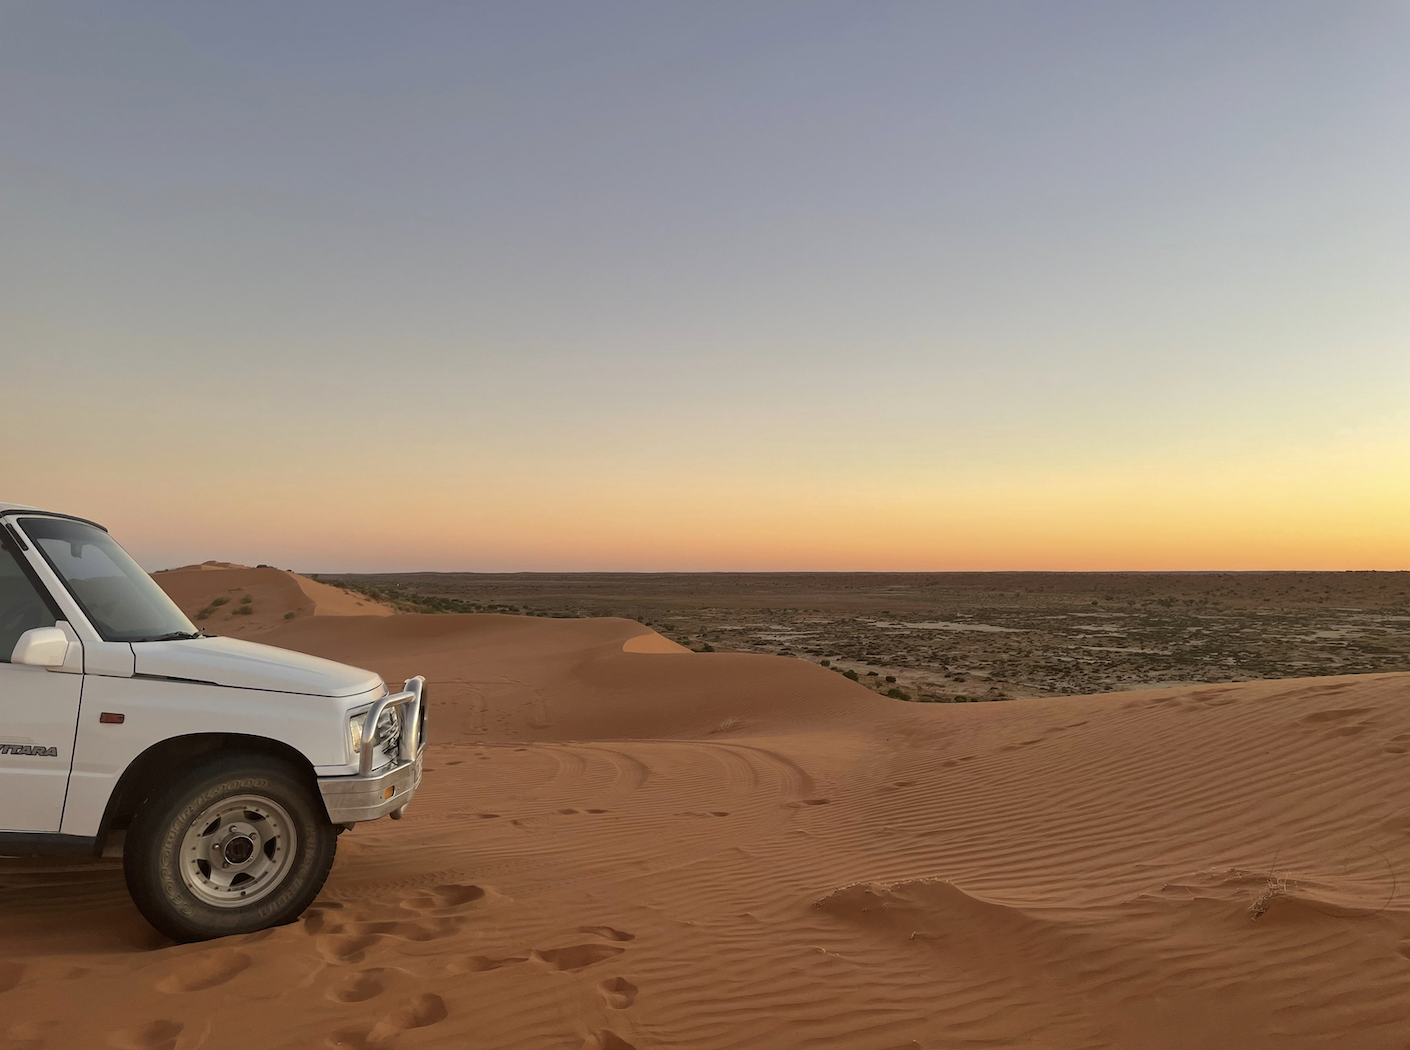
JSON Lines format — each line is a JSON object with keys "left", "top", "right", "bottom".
{"left": 131, "top": 636, "right": 383, "bottom": 698}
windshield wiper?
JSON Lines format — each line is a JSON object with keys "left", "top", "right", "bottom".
{"left": 142, "top": 631, "right": 205, "bottom": 642}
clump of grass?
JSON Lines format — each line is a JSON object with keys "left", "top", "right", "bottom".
{"left": 711, "top": 716, "right": 743, "bottom": 733}
{"left": 234, "top": 605, "right": 253, "bottom": 616}
{"left": 843, "top": 669, "right": 860, "bottom": 682}
{"left": 283, "top": 611, "right": 296, "bottom": 620}
{"left": 887, "top": 687, "right": 912, "bottom": 700}
{"left": 195, "top": 594, "right": 232, "bottom": 620}
{"left": 239, "top": 595, "right": 253, "bottom": 606}
{"left": 1248, "top": 874, "right": 1289, "bottom": 919}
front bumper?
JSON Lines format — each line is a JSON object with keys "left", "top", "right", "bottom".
{"left": 319, "top": 750, "right": 424, "bottom": 824}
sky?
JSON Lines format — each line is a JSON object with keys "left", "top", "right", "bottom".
{"left": 2, "top": 2, "right": 1407, "bottom": 572}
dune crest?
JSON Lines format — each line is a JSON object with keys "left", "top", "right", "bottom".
{"left": 621, "top": 631, "right": 691, "bottom": 654}
{"left": 3, "top": 611, "right": 1408, "bottom": 1047}
{"left": 153, "top": 564, "right": 393, "bottom": 634}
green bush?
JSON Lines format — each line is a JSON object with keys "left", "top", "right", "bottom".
{"left": 820, "top": 659, "right": 831, "bottom": 667}
{"left": 235, "top": 605, "right": 253, "bottom": 616}
{"left": 283, "top": 611, "right": 296, "bottom": 620}
{"left": 887, "top": 687, "right": 911, "bottom": 700}
{"left": 843, "top": 669, "right": 859, "bottom": 682}
{"left": 239, "top": 595, "right": 253, "bottom": 606}
{"left": 885, "top": 675, "right": 896, "bottom": 683}
{"left": 211, "top": 597, "right": 229, "bottom": 607}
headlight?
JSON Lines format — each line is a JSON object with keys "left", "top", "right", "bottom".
{"left": 347, "top": 707, "right": 401, "bottom": 759}
{"left": 348, "top": 713, "right": 366, "bottom": 755}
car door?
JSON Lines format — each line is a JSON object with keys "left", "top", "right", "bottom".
{"left": 0, "top": 536, "right": 83, "bottom": 832}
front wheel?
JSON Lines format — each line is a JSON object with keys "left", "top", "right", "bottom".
{"left": 123, "top": 754, "right": 337, "bottom": 942}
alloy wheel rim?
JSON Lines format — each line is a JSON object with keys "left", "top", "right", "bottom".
{"left": 178, "top": 794, "right": 297, "bottom": 908}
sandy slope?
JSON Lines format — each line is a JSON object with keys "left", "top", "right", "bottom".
{"left": 154, "top": 566, "right": 393, "bottom": 636}
{"left": 2, "top": 573, "right": 1409, "bottom": 1049}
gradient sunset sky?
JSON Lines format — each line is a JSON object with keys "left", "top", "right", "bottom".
{"left": 3, "top": 3, "right": 1407, "bottom": 571}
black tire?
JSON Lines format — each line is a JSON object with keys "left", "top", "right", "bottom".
{"left": 123, "top": 753, "right": 337, "bottom": 942}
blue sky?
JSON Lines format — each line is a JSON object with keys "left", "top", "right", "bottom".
{"left": 3, "top": 3, "right": 1407, "bottom": 569}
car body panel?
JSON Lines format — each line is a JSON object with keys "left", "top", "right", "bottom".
{"left": 132, "top": 636, "right": 382, "bottom": 697}
{"left": 61, "top": 674, "right": 384, "bottom": 837}
{"left": 0, "top": 661, "right": 83, "bottom": 832}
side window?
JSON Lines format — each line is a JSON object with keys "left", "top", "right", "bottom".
{"left": 0, "top": 540, "right": 60, "bottom": 662}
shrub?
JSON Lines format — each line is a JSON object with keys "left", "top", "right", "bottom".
{"left": 235, "top": 605, "right": 253, "bottom": 616}
{"left": 211, "top": 597, "right": 229, "bottom": 608}
{"left": 239, "top": 595, "right": 253, "bottom": 605}
{"left": 820, "top": 659, "right": 831, "bottom": 667}
{"left": 885, "top": 675, "right": 896, "bottom": 683}
{"left": 887, "top": 687, "right": 912, "bottom": 700}
{"left": 284, "top": 611, "right": 296, "bottom": 620}
{"left": 699, "top": 643, "right": 715, "bottom": 653}
{"left": 866, "top": 670, "right": 878, "bottom": 676}
{"left": 195, "top": 607, "right": 211, "bottom": 621}
{"left": 843, "top": 669, "right": 859, "bottom": 682}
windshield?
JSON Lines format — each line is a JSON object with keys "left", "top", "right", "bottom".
{"left": 19, "top": 516, "right": 197, "bottom": 643}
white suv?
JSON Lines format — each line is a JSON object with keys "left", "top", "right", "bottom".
{"left": 0, "top": 502, "right": 426, "bottom": 941}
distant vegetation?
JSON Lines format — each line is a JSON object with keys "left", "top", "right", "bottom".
{"left": 312, "top": 577, "right": 548, "bottom": 617}
{"left": 303, "top": 569, "right": 1410, "bottom": 705}
{"left": 194, "top": 595, "right": 232, "bottom": 621}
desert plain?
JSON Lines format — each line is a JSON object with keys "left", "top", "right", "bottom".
{"left": 2, "top": 564, "right": 1410, "bottom": 1049}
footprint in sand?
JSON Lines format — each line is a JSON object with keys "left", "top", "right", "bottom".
{"left": 582, "top": 1032, "right": 637, "bottom": 1050}
{"left": 328, "top": 968, "right": 386, "bottom": 1003}
{"left": 302, "top": 902, "right": 347, "bottom": 936}
{"left": 0, "top": 961, "right": 24, "bottom": 993}
{"left": 6, "top": 1020, "right": 55, "bottom": 1050}
{"left": 532, "top": 944, "right": 626, "bottom": 972}
{"left": 598, "top": 976, "right": 638, "bottom": 1009}
{"left": 331, "top": 993, "right": 447, "bottom": 1050}
{"left": 578, "top": 926, "right": 635, "bottom": 942}
{"left": 1299, "top": 707, "right": 1376, "bottom": 726}
{"left": 318, "top": 934, "right": 382, "bottom": 964}
{"left": 400, "top": 883, "right": 485, "bottom": 911}
{"left": 156, "top": 948, "right": 250, "bottom": 993}
{"left": 349, "top": 918, "right": 462, "bottom": 942}
{"left": 107, "top": 1020, "right": 183, "bottom": 1050}
{"left": 449, "top": 954, "right": 528, "bottom": 973}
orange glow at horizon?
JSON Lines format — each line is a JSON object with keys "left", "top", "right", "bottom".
{"left": 8, "top": 417, "right": 1405, "bottom": 573}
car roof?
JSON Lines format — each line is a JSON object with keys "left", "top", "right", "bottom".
{"left": 0, "top": 503, "right": 108, "bottom": 530}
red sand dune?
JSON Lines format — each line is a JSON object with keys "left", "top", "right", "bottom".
{"left": 2, "top": 569, "right": 1408, "bottom": 1048}
{"left": 154, "top": 565, "right": 393, "bottom": 636}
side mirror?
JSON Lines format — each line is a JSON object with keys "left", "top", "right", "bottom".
{"left": 11, "top": 627, "right": 71, "bottom": 668}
